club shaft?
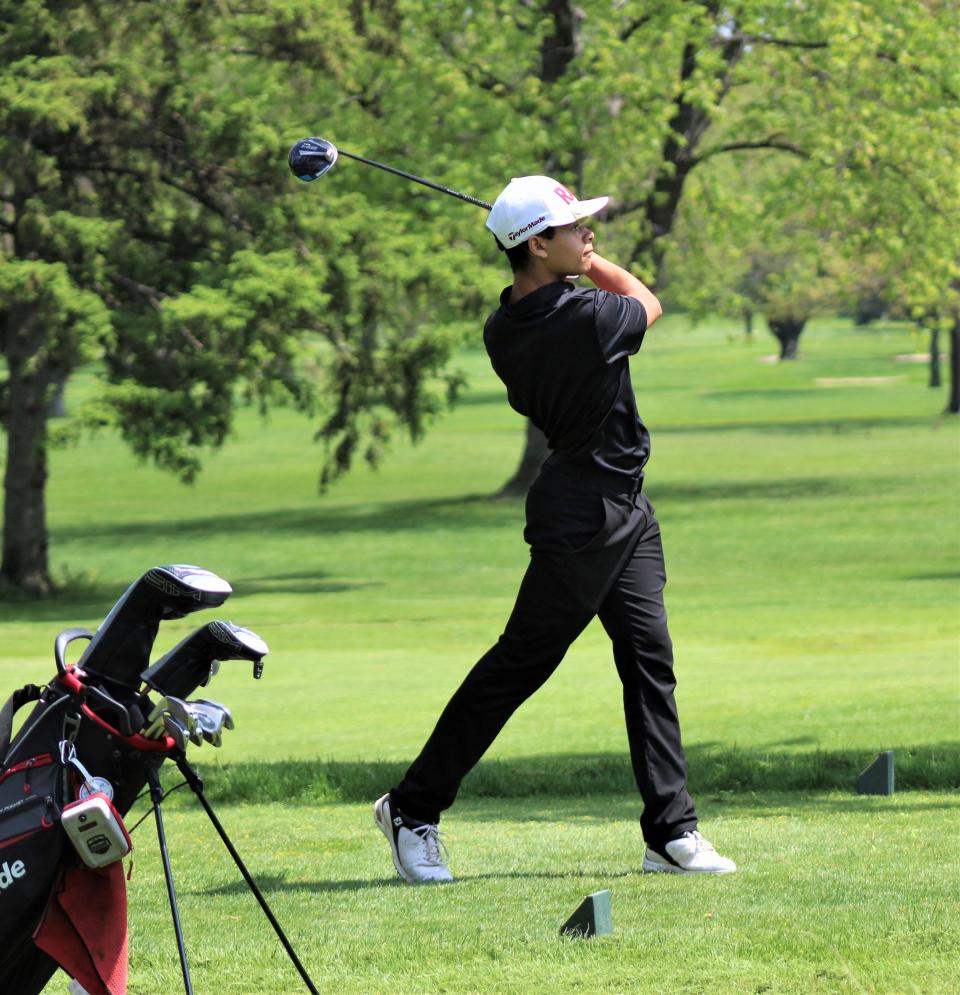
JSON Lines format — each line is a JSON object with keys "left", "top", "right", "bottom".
{"left": 338, "top": 149, "right": 491, "bottom": 209}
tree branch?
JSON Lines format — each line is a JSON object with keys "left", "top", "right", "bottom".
{"left": 602, "top": 198, "right": 647, "bottom": 223}
{"left": 110, "top": 272, "right": 167, "bottom": 310}
{"left": 875, "top": 49, "right": 960, "bottom": 103}
{"left": 110, "top": 273, "right": 205, "bottom": 350}
{"left": 742, "top": 33, "right": 828, "bottom": 50}
{"left": 436, "top": 34, "right": 512, "bottom": 93}
{"left": 61, "top": 161, "right": 250, "bottom": 232}
{"left": 693, "top": 137, "right": 809, "bottom": 166}
{"left": 620, "top": 15, "right": 653, "bottom": 43}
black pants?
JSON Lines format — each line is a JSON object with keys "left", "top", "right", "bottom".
{"left": 393, "top": 464, "right": 698, "bottom": 849}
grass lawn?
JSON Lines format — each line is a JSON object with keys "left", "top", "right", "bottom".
{"left": 113, "top": 792, "right": 958, "bottom": 995}
{"left": 2, "top": 314, "right": 957, "bottom": 993}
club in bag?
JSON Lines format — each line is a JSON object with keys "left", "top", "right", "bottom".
{"left": 141, "top": 621, "right": 268, "bottom": 700}
{"left": 142, "top": 696, "right": 202, "bottom": 744}
{"left": 76, "top": 566, "right": 232, "bottom": 690}
{"left": 288, "top": 136, "right": 492, "bottom": 209}
{"left": 186, "top": 699, "right": 234, "bottom": 748}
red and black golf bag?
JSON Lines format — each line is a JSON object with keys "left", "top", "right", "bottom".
{"left": 0, "top": 565, "right": 269, "bottom": 995}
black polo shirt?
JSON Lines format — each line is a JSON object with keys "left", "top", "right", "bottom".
{"left": 483, "top": 280, "right": 650, "bottom": 480}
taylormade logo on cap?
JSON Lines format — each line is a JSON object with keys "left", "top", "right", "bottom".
{"left": 486, "top": 175, "right": 609, "bottom": 246}
{"left": 507, "top": 215, "right": 546, "bottom": 242}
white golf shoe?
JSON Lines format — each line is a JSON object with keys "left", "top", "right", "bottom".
{"left": 642, "top": 830, "right": 737, "bottom": 874}
{"left": 374, "top": 793, "right": 453, "bottom": 884}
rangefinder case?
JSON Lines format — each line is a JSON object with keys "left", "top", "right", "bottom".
{"left": 61, "top": 793, "right": 132, "bottom": 869}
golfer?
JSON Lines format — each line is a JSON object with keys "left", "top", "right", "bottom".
{"left": 375, "top": 175, "right": 735, "bottom": 882}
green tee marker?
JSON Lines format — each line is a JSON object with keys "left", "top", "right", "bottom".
{"left": 560, "top": 890, "right": 613, "bottom": 938}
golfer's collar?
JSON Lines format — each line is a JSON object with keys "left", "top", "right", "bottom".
{"left": 502, "top": 279, "right": 573, "bottom": 314}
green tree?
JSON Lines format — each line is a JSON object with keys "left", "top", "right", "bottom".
{"left": 768, "top": 0, "right": 960, "bottom": 410}
{"left": 0, "top": 0, "right": 488, "bottom": 595}
{"left": 0, "top": 1, "right": 311, "bottom": 593}
{"left": 817, "top": 0, "right": 960, "bottom": 412}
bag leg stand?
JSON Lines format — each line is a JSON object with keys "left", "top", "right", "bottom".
{"left": 147, "top": 764, "right": 194, "bottom": 995}
{"left": 173, "top": 754, "right": 320, "bottom": 995}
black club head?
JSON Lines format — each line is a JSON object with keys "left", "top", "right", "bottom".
{"left": 288, "top": 137, "right": 339, "bottom": 182}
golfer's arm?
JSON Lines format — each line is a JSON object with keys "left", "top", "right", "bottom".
{"left": 586, "top": 254, "right": 663, "bottom": 326}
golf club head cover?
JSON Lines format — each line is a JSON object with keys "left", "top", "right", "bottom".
{"left": 140, "top": 621, "right": 268, "bottom": 699}
{"left": 76, "top": 566, "right": 232, "bottom": 690}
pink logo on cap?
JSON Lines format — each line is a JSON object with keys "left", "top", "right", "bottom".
{"left": 553, "top": 186, "right": 576, "bottom": 205}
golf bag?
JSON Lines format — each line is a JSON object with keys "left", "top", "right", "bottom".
{"left": 0, "top": 666, "right": 169, "bottom": 992}
{"left": 0, "top": 564, "right": 279, "bottom": 995}
{"left": 0, "top": 683, "right": 72, "bottom": 992}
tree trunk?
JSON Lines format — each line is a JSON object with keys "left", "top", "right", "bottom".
{"left": 497, "top": 419, "right": 550, "bottom": 498}
{"left": 947, "top": 320, "right": 960, "bottom": 414}
{"left": 48, "top": 376, "right": 68, "bottom": 418}
{"left": 633, "top": 33, "right": 744, "bottom": 275}
{"left": 854, "top": 292, "right": 885, "bottom": 326}
{"left": 929, "top": 327, "right": 941, "bottom": 388}
{"left": 2, "top": 306, "right": 55, "bottom": 596}
{"left": 767, "top": 316, "right": 807, "bottom": 360}
{"left": 743, "top": 308, "right": 754, "bottom": 338}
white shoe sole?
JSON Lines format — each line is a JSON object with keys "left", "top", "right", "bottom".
{"left": 374, "top": 794, "right": 415, "bottom": 883}
{"left": 642, "top": 856, "right": 736, "bottom": 875}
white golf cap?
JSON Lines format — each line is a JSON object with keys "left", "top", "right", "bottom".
{"left": 486, "top": 175, "right": 609, "bottom": 247}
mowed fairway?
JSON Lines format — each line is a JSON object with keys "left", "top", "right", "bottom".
{"left": 4, "top": 316, "right": 958, "bottom": 993}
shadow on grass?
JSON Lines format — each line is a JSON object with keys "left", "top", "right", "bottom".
{"left": 454, "top": 389, "right": 508, "bottom": 407}
{"left": 194, "top": 867, "right": 632, "bottom": 898}
{"left": 0, "top": 495, "right": 522, "bottom": 617}
{"left": 655, "top": 413, "right": 937, "bottom": 435}
{"left": 648, "top": 477, "right": 860, "bottom": 503}
{"left": 194, "top": 875, "right": 402, "bottom": 897}
{"left": 0, "top": 567, "right": 381, "bottom": 623}
{"left": 50, "top": 493, "right": 519, "bottom": 547}
{"left": 180, "top": 743, "right": 960, "bottom": 809}
{"left": 36, "top": 463, "right": 893, "bottom": 582}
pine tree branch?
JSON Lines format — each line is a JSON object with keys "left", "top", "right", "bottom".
{"left": 60, "top": 161, "right": 250, "bottom": 232}
{"left": 110, "top": 274, "right": 205, "bottom": 350}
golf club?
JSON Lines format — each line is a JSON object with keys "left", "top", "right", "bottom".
{"left": 186, "top": 699, "right": 234, "bottom": 747}
{"left": 141, "top": 621, "right": 268, "bottom": 699}
{"left": 76, "top": 566, "right": 232, "bottom": 690}
{"left": 288, "top": 136, "right": 492, "bottom": 209}
{"left": 142, "top": 696, "right": 202, "bottom": 744}
{"left": 162, "top": 714, "right": 192, "bottom": 752}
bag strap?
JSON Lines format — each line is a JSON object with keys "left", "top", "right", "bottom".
{"left": 0, "top": 684, "right": 45, "bottom": 766}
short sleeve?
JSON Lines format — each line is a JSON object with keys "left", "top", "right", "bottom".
{"left": 594, "top": 290, "right": 648, "bottom": 363}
